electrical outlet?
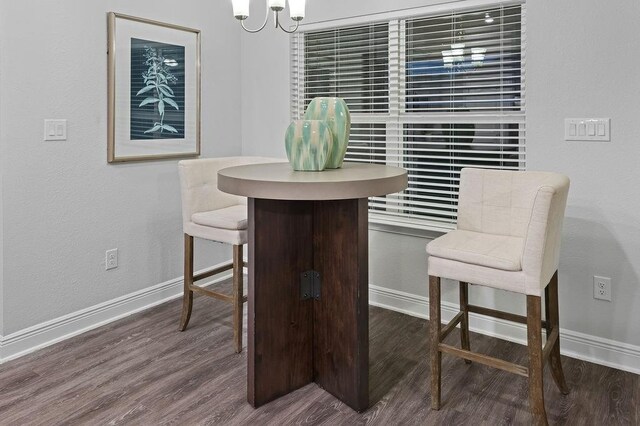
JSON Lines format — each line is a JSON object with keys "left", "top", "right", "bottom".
{"left": 106, "top": 248, "right": 118, "bottom": 270}
{"left": 593, "top": 276, "right": 611, "bottom": 301}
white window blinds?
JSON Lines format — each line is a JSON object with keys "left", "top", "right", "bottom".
{"left": 291, "top": 3, "right": 525, "bottom": 231}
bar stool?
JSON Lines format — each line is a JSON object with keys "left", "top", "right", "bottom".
{"left": 178, "top": 156, "right": 282, "bottom": 353}
{"left": 426, "top": 167, "right": 570, "bottom": 425}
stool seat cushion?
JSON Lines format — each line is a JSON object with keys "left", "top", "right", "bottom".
{"left": 427, "top": 229, "right": 523, "bottom": 271}
{"left": 191, "top": 205, "right": 247, "bottom": 230}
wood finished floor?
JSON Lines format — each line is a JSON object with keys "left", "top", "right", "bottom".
{"left": 1, "top": 279, "right": 638, "bottom": 425}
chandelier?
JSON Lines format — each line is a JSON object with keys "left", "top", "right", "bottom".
{"left": 231, "top": 0, "right": 306, "bottom": 33}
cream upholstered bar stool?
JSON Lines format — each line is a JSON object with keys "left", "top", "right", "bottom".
{"left": 178, "top": 156, "right": 282, "bottom": 353}
{"left": 426, "top": 168, "right": 570, "bottom": 425}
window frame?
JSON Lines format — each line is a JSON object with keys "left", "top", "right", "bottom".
{"left": 291, "top": 0, "right": 526, "bottom": 233}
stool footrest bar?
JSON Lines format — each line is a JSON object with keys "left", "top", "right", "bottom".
{"left": 542, "top": 327, "right": 559, "bottom": 363}
{"left": 438, "top": 343, "right": 529, "bottom": 377}
{"left": 190, "top": 285, "right": 234, "bottom": 303}
{"left": 440, "top": 312, "right": 464, "bottom": 341}
{"left": 467, "top": 304, "right": 548, "bottom": 329}
{"left": 193, "top": 262, "right": 234, "bottom": 282}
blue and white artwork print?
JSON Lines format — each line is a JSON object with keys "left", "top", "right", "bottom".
{"left": 130, "top": 38, "right": 185, "bottom": 140}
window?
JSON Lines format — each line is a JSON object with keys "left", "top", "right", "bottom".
{"left": 291, "top": 2, "right": 525, "bottom": 231}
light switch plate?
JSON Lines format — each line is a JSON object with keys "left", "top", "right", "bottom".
{"left": 565, "top": 118, "right": 610, "bottom": 141}
{"left": 44, "top": 119, "right": 67, "bottom": 141}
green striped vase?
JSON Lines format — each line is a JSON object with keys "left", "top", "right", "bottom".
{"left": 284, "top": 120, "right": 334, "bottom": 171}
{"left": 304, "top": 97, "right": 351, "bottom": 169}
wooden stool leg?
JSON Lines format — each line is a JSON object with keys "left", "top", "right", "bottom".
{"left": 527, "top": 295, "right": 548, "bottom": 426}
{"left": 545, "top": 271, "right": 569, "bottom": 394}
{"left": 429, "top": 275, "right": 442, "bottom": 410}
{"left": 459, "top": 281, "right": 471, "bottom": 364}
{"left": 232, "top": 244, "right": 244, "bottom": 353}
{"left": 179, "top": 234, "right": 194, "bottom": 331}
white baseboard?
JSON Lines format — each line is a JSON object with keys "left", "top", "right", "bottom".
{"left": 369, "top": 284, "right": 640, "bottom": 375}
{"left": 0, "top": 264, "right": 235, "bottom": 364}
{"left": 2, "top": 274, "right": 639, "bottom": 376}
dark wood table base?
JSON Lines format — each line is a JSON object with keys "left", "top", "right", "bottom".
{"left": 247, "top": 197, "right": 369, "bottom": 412}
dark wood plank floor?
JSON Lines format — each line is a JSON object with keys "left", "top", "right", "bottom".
{"left": 0, "top": 278, "right": 637, "bottom": 425}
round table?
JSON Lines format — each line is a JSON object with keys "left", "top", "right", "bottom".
{"left": 218, "top": 161, "right": 407, "bottom": 200}
{"left": 218, "top": 161, "right": 407, "bottom": 412}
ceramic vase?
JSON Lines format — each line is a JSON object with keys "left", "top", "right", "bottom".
{"left": 303, "top": 97, "right": 351, "bottom": 169}
{"left": 284, "top": 119, "right": 334, "bottom": 171}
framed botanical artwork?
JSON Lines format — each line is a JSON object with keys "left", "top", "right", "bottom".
{"left": 107, "top": 12, "right": 201, "bottom": 163}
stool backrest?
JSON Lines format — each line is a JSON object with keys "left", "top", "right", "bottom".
{"left": 178, "top": 156, "right": 283, "bottom": 229}
{"left": 457, "top": 168, "right": 570, "bottom": 284}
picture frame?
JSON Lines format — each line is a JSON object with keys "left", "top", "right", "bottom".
{"left": 107, "top": 12, "right": 201, "bottom": 163}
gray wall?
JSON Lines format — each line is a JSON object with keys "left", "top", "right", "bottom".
{"left": 0, "top": 133, "right": 4, "bottom": 336}
{"left": 526, "top": 0, "right": 640, "bottom": 344}
{"left": 0, "top": 17, "right": 4, "bottom": 335}
{"left": 0, "top": 0, "right": 243, "bottom": 334}
{"left": 240, "top": 0, "right": 640, "bottom": 347}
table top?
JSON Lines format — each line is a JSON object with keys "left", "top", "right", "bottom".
{"left": 218, "top": 162, "right": 407, "bottom": 200}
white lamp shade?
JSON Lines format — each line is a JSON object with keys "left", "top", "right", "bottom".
{"left": 268, "top": 0, "right": 286, "bottom": 11}
{"left": 289, "top": 0, "right": 306, "bottom": 20}
{"left": 232, "top": 0, "right": 250, "bottom": 19}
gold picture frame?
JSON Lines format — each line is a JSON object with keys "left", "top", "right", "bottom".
{"left": 107, "top": 12, "right": 201, "bottom": 163}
